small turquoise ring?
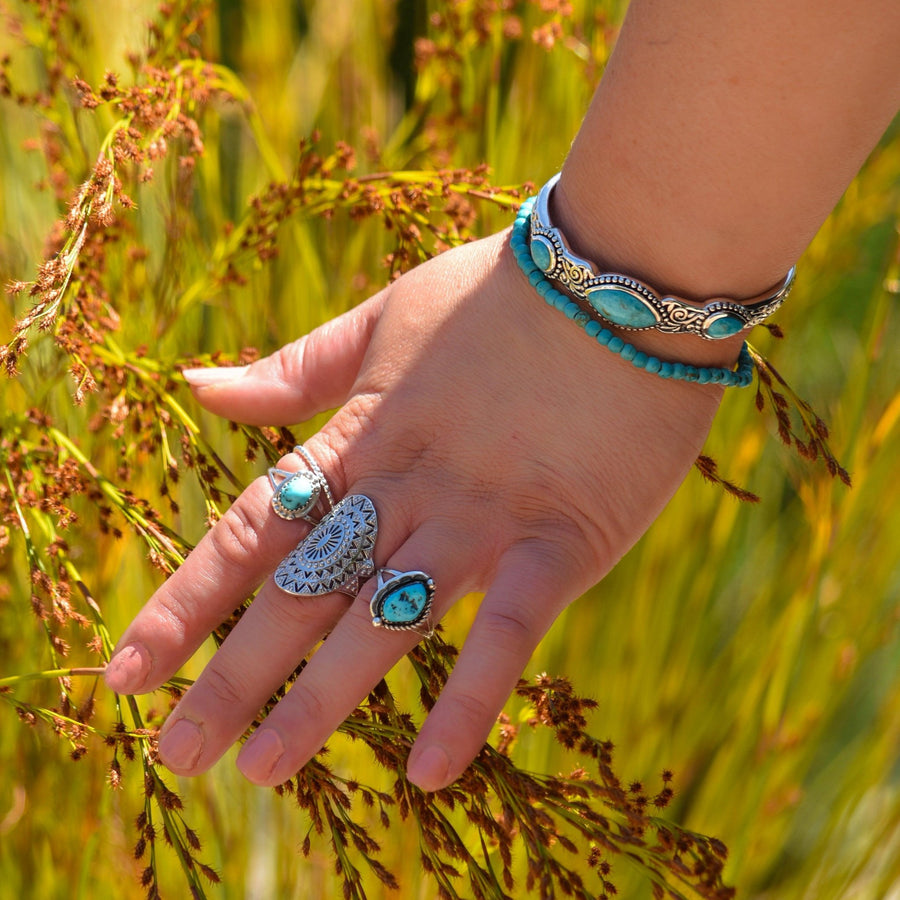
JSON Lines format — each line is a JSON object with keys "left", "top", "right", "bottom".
{"left": 268, "top": 444, "right": 334, "bottom": 523}
{"left": 370, "top": 569, "right": 435, "bottom": 636}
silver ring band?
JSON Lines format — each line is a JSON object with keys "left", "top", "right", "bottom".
{"left": 293, "top": 444, "right": 334, "bottom": 509}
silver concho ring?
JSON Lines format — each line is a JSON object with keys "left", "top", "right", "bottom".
{"left": 274, "top": 494, "right": 377, "bottom": 596}
{"left": 268, "top": 444, "right": 334, "bottom": 523}
{"left": 370, "top": 569, "right": 435, "bottom": 636}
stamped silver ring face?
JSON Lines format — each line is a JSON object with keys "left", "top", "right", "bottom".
{"left": 274, "top": 494, "right": 378, "bottom": 596}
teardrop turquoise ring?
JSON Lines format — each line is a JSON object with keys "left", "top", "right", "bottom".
{"left": 370, "top": 569, "right": 435, "bottom": 637}
{"left": 268, "top": 444, "right": 334, "bottom": 523}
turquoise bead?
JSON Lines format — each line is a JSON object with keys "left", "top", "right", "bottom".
{"left": 645, "top": 357, "right": 661, "bottom": 374}
{"left": 586, "top": 286, "right": 659, "bottom": 329}
{"left": 608, "top": 336, "right": 625, "bottom": 353}
{"left": 620, "top": 344, "right": 636, "bottom": 361}
{"left": 278, "top": 473, "right": 314, "bottom": 510}
{"left": 585, "top": 320, "right": 602, "bottom": 338}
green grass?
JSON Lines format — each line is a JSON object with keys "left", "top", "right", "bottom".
{"left": 1, "top": 1, "right": 899, "bottom": 898}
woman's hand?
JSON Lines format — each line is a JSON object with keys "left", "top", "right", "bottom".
{"left": 104, "top": 227, "right": 726, "bottom": 790}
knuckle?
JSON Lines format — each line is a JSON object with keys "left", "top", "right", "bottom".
{"left": 327, "top": 392, "right": 382, "bottom": 455}
{"left": 515, "top": 519, "right": 607, "bottom": 588}
{"left": 206, "top": 499, "right": 263, "bottom": 572}
{"left": 479, "top": 601, "right": 541, "bottom": 647}
{"left": 545, "top": 517, "right": 616, "bottom": 583}
{"left": 200, "top": 664, "right": 249, "bottom": 708}
{"left": 153, "top": 591, "right": 192, "bottom": 642}
{"left": 445, "top": 689, "right": 493, "bottom": 729}
{"left": 271, "top": 336, "right": 308, "bottom": 389}
{"left": 282, "top": 682, "right": 327, "bottom": 723}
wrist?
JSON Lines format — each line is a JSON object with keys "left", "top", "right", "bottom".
{"left": 527, "top": 174, "right": 780, "bottom": 370}
{"left": 554, "top": 160, "right": 795, "bottom": 309}
{"left": 509, "top": 199, "right": 754, "bottom": 386}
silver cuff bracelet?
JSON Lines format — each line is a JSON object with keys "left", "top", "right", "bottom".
{"left": 528, "top": 173, "right": 794, "bottom": 340}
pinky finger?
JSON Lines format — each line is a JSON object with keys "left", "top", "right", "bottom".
{"left": 406, "top": 543, "right": 576, "bottom": 792}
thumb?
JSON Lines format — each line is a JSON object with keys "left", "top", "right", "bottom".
{"left": 182, "top": 292, "right": 384, "bottom": 425}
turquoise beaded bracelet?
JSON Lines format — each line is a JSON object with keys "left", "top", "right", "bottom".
{"left": 511, "top": 196, "right": 754, "bottom": 388}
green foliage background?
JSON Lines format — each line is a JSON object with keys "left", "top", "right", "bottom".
{"left": 1, "top": 1, "right": 900, "bottom": 898}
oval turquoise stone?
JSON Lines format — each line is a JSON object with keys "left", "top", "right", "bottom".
{"left": 586, "top": 286, "right": 658, "bottom": 328}
{"left": 278, "top": 473, "right": 314, "bottom": 510}
{"left": 703, "top": 313, "right": 744, "bottom": 339}
{"left": 381, "top": 582, "right": 429, "bottom": 626}
{"left": 530, "top": 236, "right": 555, "bottom": 273}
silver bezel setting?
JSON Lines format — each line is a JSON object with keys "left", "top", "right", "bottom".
{"left": 268, "top": 444, "right": 334, "bottom": 523}
{"left": 268, "top": 468, "right": 322, "bottom": 521}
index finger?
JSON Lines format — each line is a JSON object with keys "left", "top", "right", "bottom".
{"left": 103, "top": 443, "right": 344, "bottom": 694}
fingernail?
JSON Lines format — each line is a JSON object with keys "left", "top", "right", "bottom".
{"left": 159, "top": 718, "right": 204, "bottom": 771}
{"left": 238, "top": 729, "right": 285, "bottom": 784}
{"left": 104, "top": 643, "right": 151, "bottom": 693}
{"left": 407, "top": 746, "right": 451, "bottom": 792}
{"left": 182, "top": 366, "right": 249, "bottom": 387}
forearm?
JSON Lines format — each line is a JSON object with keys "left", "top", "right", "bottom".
{"left": 558, "top": 0, "right": 900, "bottom": 312}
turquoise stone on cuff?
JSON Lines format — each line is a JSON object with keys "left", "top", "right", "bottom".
{"left": 529, "top": 235, "right": 556, "bottom": 273}
{"left": 586, "top": 285, "right": 659, "bottom": 329}
{"left": 703, "top": 312, "right": 745, "bottom": 339}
